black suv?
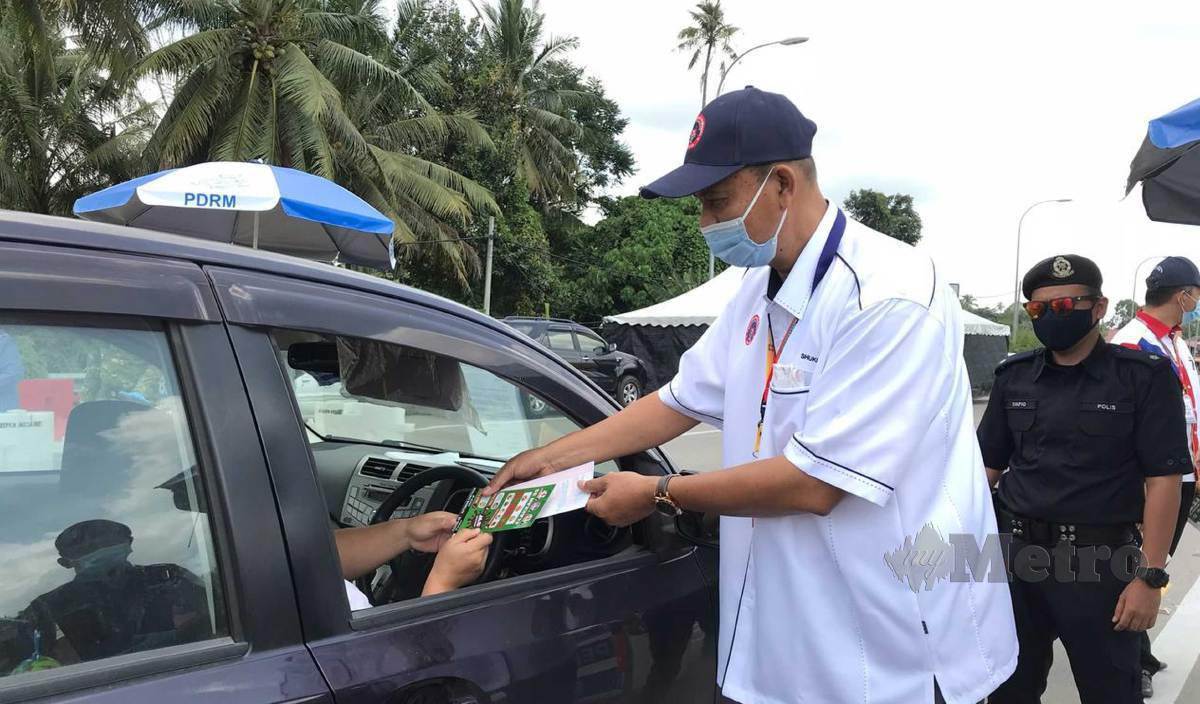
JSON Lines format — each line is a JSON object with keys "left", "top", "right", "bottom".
{"left": 504, "top": 317, "right": 647, "bottom": 408}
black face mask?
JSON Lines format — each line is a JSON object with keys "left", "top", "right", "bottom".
{"left": 1032, "top": 308, "right": 1096, "bottom": 351}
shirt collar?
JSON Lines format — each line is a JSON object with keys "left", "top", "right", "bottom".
{"left": 1136, "top": 309, "right": 1179, "bottom": 339}
{"left": 1033, "top": 338, "right": 1110, "bottom": 381}
{"left": 766, "top": 201, "right": 836, "bottom": 319}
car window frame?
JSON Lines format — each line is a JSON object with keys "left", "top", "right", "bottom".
{"left": 577, "top": 329, "right": 607, "bottom": 355}
{"left": 545, "top": 325, "right": 579, "bottom": 353}
{"left": 207, "top": 267, "right": 683, "bottom": 643}
{"left": 0, "top": 304, "right": 301, "bottom": 703}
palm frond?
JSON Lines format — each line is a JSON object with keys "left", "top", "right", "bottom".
{"left": 134, "top": 28, "right": 236, "bottom": 78}
{"left": 315, "top": 39, "right": 431, "bottom": 113}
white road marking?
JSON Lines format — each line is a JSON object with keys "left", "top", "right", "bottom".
{"left": 1152, "top": 524, "right": 1200, "bottom": 702}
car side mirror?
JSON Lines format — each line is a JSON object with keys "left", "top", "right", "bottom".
{"left": 606, "top": 342, "right": 617, "bottom": 353}
{"left": 672, "top": 471, "right": 717, "bottom": 548}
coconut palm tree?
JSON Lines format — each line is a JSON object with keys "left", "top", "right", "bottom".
{"left": 473, "top": 0, "right": 598, "bottom": 204}
{"left": 135, "top": 0, "right": 498, "bottom": 279}
{"left": 0, "top": 6, "right": 153, "bottom": 215}
{"left": 676, "top": 0, "right": 737, "bottom": 109}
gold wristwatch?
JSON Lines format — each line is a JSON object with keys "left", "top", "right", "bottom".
{"left": 654, "top": 475, "right": 682, "bottom": 516}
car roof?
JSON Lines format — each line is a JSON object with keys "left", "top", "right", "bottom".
{"left": 0, "top": 210, "right": 527, "bottom": 345}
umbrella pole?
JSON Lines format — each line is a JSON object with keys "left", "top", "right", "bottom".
{"left": 252, "top": 211, "right": 260, "bottom": 249}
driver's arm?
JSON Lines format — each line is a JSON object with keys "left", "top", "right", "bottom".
{"left": 334, "top": 512, "right": 457, "bottom": 580}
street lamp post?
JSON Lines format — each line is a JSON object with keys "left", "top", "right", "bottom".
{"left": 1130, "top": 255, "right": 1167, "bottom": 309}
{"left": 707, "top": 36, "right": 808, "bottom": 279}
{"left": 715, "top": 36, "right": 809, "bottom": 97}
{"left": 1010, "top": 198, "right": 1072, "bottom": 349}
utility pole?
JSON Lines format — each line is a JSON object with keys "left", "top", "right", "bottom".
{"left": 483, "top": 216, "right": 495, "bottom": 316}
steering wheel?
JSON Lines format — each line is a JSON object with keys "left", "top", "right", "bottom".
{"left": 360, "top": 465, "right": 508, "bottom": 603}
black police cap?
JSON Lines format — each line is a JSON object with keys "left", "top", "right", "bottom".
{"left": 1146, "top": 256, "right": 1200, "bottom": 291}
{"left": 55, "top": 519, "right": 132, "bottom": 559}
{"left": 1022, "top": 254, "right": 1103, "bottom": 300}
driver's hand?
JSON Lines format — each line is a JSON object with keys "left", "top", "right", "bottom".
{"left": 404, "top": 511, "right": 457, "bottom": 553}
{"left": 484, "top": 447, "right": 557, "bottom": 496}
{"left": 423, "top": 529, "right": 494, "bottom": 596}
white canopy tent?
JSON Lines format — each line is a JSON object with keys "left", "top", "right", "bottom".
{"left": 603, "top": 268, "right": 1012, "bottom": 392}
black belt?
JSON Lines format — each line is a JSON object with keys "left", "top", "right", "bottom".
{"left": 995, "top": 505, "right": 1137, "bottom": 547}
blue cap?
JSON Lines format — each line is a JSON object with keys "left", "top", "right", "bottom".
{"left": 640, "top": 86, "right": 817, "bottom": 199}
{"left": 1147, "top": 256, "right": 1200, "bottom": 290}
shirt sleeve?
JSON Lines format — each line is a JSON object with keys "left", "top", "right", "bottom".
{"left": 1135, "top": 362, "right": 1192, "bottom": 477}
{"left": 657, "top": 309, "right": 731, "bottom": 429}
{"left": 976, "top": 372, "right": 1014, "bottom": 470}
{"left": 782, "top": 299, "right": 952, "bottom": 507}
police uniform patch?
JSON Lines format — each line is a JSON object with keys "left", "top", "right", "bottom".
{"left": 1051, "top": 256, "right": 1074, "bottom": 278}
{"left": 745, "top": 314, "right": 760, "bottom": 345}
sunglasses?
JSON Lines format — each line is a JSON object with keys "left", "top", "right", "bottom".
{"left": 1023, "top": 295, "right": 1100, "bottom": 321}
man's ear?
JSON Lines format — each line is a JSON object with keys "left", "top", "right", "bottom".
{"left": 774, "top": 163, "right": 797, "bottom": 203}
{"left": 1095, "top": 296, "right": 1109, "bottom": 322}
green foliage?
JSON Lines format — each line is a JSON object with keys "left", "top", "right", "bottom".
{"left": 557, "top": 196, "right": 710, "bottom": 323}
{"left": 1111, "top": 299, "right": 1137, "bottom": 330}
{"left": 842, "top": 188, "right": 923, "bottom": 245}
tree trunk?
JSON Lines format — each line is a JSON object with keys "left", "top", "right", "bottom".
{"left": 701, "top": 43, "right": 713, "bottom": 109}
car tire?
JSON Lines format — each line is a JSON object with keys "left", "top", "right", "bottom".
{"left": 617, "top": 375, "right": 642, "bottom": 407}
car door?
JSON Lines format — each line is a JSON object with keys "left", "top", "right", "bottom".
{"left": 550, "top": 326, "right": 604, "bottom": 387}
{"left": 576, "top": 329, "right": 618, "bottom": 391}
{"left": 206, "top": 266, "right": 717, "bottom": 704}
{"left": 0, "top": 240, "right": 330, "bottom": 704}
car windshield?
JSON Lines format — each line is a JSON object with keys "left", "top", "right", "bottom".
{"left": 275, "top": 331, "right": 574, "bottom": 461}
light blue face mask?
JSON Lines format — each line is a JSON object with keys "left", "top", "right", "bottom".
{"left": 1184, "top": 291, "right": 1200, "bottom": 325}
{"left": 700, "top": 168, "right": 788, "bottom": 268}
{"left": 73, "top": 543, "right": 131, "bottom": 578}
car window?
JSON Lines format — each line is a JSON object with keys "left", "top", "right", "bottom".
{"left": 546, "top": 329, "right": 577, "bottom": 352}
{"left": 507, "top": 321, "right": 536, "bottom": 338}
{"left": 273, "top": 330, "right": 618, "bottom": 471}
{"left": 578, "top": 331, "right": 607, "bottom": 354}
{"left": 0, "top": 319, "right": 227, "bottom": 678}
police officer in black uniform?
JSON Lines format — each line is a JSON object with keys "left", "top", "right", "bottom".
{"left": 978, "top": 254, "right": 1188, "bottom": 704}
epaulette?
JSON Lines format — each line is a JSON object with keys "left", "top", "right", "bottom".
{"left": 1110, "top": 343, "right": 1172, "bottom": 368}
{"left": 995, "top": 349, "right": 1039, "bottom": 375}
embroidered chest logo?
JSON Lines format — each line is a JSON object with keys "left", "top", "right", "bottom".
{"left": 688, "top": 114, "right": 706, "bottom": 150}
{"left": 745, "top": 314, "right": 760, "bottom": 345}
{"left": 1051, "top": 256, "right": 1074, "bottom": 278}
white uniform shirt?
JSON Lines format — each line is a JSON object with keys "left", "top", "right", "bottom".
{"left": 1111, "top": 310, "right": 1199, "bottom": 482}
{"left": 659, "top": 205, "right": 1018, "bottom": 704}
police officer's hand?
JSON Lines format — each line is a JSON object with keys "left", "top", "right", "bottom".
{"left": 404, "top": 511, "right": 457, "bottom": 553}
{"left": 1112, "top": 579, "right": 1162, "bottom": 632}
{"left": 580, "top": 472, "right": 658, "bottom": 527}
{"left": 484, "top": 447, "right": 558, "bottom": 496}
{"left": 423, "top": 529, "right": 493, "bottom": 595}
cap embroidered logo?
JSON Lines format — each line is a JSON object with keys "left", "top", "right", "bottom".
{"left": 688, "top": 114, "right": 706, "bottom": 150}
{"left": 1052, "top": 256, "right": 1074, "bottom": 278}
{"left": 745, "top": 314, "right": 760, "bottom": 345}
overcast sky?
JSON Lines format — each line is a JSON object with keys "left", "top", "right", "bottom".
{"left": 465, "top": 0, "right": 1200, "bottom": 314}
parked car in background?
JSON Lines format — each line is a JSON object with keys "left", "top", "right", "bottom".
{"left": 0, "top": 212, "right": 717, "bottom": 704}
{"left": 503, "top": 317, "right": 648, "bottom": 410}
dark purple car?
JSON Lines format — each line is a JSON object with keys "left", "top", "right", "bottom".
{"left": 0, "top": 213, "right": 717, "bottom": 703}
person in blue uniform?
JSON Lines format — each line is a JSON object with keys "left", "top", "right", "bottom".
{"left": 978, "top": 254, "right": 1188, "bottom": 704}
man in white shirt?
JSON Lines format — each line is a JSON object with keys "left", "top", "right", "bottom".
{"left": 1111, "top": 255, "right": 1200, "bottom": 695}
{"left": 485, "top": 87, "right": 1017, "bottom": 704}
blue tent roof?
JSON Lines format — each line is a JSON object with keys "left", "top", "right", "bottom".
{"left": 1149, "top": 97, "right": 1200, "bottom": 149}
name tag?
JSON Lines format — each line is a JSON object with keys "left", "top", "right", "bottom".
{"left": 1006, "top": 399, "right": 1037, "bottom": 410}
{"left": 771, "top": 363, "right": 811, "bottom": 392}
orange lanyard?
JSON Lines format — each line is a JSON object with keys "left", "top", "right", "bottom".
{"left": 754, "top": 315, "right": 798, "bottom": 456}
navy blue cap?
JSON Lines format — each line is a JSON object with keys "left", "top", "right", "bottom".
{"left": 640, "top": 86, "right": 817, "bottom": 199}
{"left": 1147, "top": 256, "right": 1200, "bottom": 290}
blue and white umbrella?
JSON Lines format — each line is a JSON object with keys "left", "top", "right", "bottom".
{"left": 73, "top": 161, "right": 395, "bottom": 270}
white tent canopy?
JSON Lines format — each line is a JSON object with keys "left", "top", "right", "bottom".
{"left": 603, "top": 266, "right": 748, "bottom": 327}
{"left": 605, "top": 266, "right": 1012, "bottom": 338}
{"left": 962, "top": 310, "right": 1009, "bottom": 336}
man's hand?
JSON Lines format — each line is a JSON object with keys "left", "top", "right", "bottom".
{"left": 580, "top": 472, "right": 658, "bottom": 527}
{"left": 404, "top": 511, "right": 457, "bottom": 553}
{"left": 1113, "top": 579, "right": 1162, "bottom": 631}
{"left": 423, "top": 529, "right": 494, "bottom": 596}
{"left": 483, "top": 447, "right": 558, "bottom": 496}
